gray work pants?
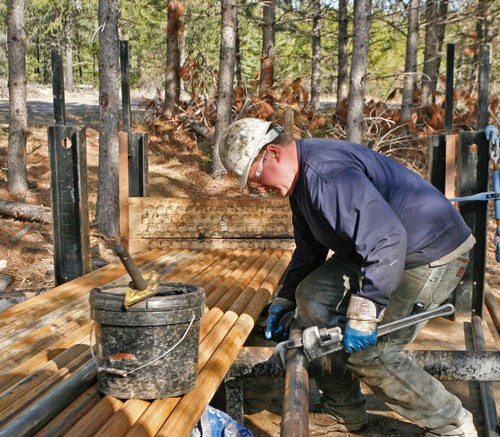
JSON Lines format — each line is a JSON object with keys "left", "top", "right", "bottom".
{"left": 295, "top": 252, "right": 472, "bottom": 434}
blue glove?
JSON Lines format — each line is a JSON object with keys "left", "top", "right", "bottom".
{"left": 343, "top": 323, "right": 378, "bottom": 353}
{"left": 343, "top": 295, "right": 384, "bottom": 353}
{"left": 265, "top": 298, "right": 295, "bottom": 342}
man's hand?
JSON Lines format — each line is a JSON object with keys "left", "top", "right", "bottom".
{"left": 343, "top": 295, "right": 384, "bottom": 353}
{"left": 265, "top": 298, "right": 296, "bottom": 342}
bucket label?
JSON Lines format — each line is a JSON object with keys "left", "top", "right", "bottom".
{"left": 104, "top": 352, "right": 139, "bottom": 364}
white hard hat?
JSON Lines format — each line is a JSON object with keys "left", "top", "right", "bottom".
{"left": 219, "top": 118, "right": 282, "bottom": 192}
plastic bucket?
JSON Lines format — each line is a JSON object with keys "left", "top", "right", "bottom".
{"left": 89, "top": 282, "right": 205, "bottom": 399}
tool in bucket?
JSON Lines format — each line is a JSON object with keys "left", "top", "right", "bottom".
{"left": 114, "top": 243, "right": 160, "bottom": 309}
{"left": 274, "top": 303, "right": 455, "bottom": 369}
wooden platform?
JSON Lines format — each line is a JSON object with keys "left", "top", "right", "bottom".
{"left": 0, "top": 247, "right": 292, "bottom": 436}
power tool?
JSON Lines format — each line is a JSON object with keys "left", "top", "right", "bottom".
{"left": 274, "top": 303, "right": 455, "bottom": 369}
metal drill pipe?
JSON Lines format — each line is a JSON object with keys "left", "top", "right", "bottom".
{"left": 472, "top": 316, "right": 500, "bottom": 437}
{"left": 281, "top": 325, "right": 309, "bottom": 437}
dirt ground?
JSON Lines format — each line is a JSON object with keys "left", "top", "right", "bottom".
{"left": 0, "top": 86, "right": 499, "bottom": 436}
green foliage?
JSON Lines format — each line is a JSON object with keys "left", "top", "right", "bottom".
{"left": 0, "top": 0, "right": 496, "bottom": 102}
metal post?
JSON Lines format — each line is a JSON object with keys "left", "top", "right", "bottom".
{"left": 129, "top": 132, "right": 148, "bottom": 197}
{"left": 51, "top": 48, "right": 66, "bottom": 126}
{"left": 48, "top": 125, "right": 91, "bottom": 284}
{"left": 456, "top": 131, "right": 489, "bottom": 315}
{"left": 445, "top": 44, "right": 455, "bottom": 133}
{"left": 120, "top": 40, "right": 131, "bottom": 134}
{"left": 477, "top": 45, "right": 491, "bottom": 130}
{"left": 429, "top": 135, "right": 446, "bottom": 193}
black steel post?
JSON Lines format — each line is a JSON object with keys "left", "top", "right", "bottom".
{"left": 477, "top": 45, "right": 491, "bottom": 130}
{"left": 51, "top": 48, "right": 66, "bottom": 126}
{"left": 429, "top": 135, "right": 446, "bottom": 193}
{"left": 445, "top": 44, "right": 455, "bottom": 133}
{"left": 120, "top": 40, "right": 131, "bottom": 134}
{"left": 48, "top": 126, "right": 91, "bottom": 284}
{"left": 456, "top": 131, "right": 490, "bottom": 316}
{"left": 129, "top": 132, "right": 148, "bottom": 197}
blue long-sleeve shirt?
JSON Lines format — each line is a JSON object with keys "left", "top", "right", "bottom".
{"left": 277, "top": 138, "right": 472, "bottom": 309}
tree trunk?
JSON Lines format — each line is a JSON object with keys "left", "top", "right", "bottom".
{"left": 420, "top": 0, "right": 447, "bottom": 107}
{"left": 346, "top": 0, "right": 371, "bottom": 144}
{"left": 212, "top": 0, "right": 237, "bottom": 177}
{"left": 400, "top": 0, "right": 420, "bottom": 123}
{"left": 259, "top": 0, "right": 275, "bottom": 97}
{"left": 7, "top": 0, "right": 28, "bottom": 199}
{"left": 0, "top": 199, "right": 52, "bottom": 223}
{"left": 310, "top": 0, "right": 322, "bottom": 112}
{"left": 65, "top": 23, "right": 74, "bottom": 92}
{"left": 95, "top": 0, "right": 120, "bottom": 238}
{"left": 164, "top": 0, "right": 184, "bottom": 118}
{"left": 336, "top": 0, "right": 349, "bottom": 111}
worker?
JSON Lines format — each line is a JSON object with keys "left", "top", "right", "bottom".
{"left": 219, "top": 118, "right": 477, "bottom": 436}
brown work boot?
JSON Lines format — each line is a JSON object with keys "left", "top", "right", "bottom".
{"left": 309, "top": 412, "right": 367, "bottom": 435}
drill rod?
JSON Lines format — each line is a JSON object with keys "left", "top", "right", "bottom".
{"left": 281, "top": 323, "right": 309, "bottom": 437}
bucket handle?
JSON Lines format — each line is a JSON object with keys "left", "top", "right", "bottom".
{"left": 89, "top": 314, "right": 196, "bottom": 378}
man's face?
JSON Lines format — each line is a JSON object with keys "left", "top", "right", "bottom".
{"left": 246, "top": 145, "right": 296, "bottom": 196}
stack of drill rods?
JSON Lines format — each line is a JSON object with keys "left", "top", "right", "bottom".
{"left": 0, "top": 248, "right": 162, "bottom": 333}
{"left": 61, "top": 248, "right": 274, "bottom": 436}
{"left": 84, "top": 249, "right": 290, "bottom": 437}
{"left": 0, "top": 249, "right": 208, "bottom": 427}
{"left": 34, "top": 386, "right": 102, "bottom": 437}
{"left": 31, "top": 248, "right": 279, "bottom": 436}
{"left": 1, "top": 247, "right": 241, "bottom": 403}
{"left": 0, "top": 248, "right": 179, "bottom": 345}
{"left": 51, "top": 249, "right": 291, "bottom": 437}
{"left": 0, "top": 249, "right": 197, "bottom": 372}
{"left": 153, "top": 250, "right": 292, "bottom": 437}
{"left": 0, "top": 248, "right": 233, "bottom": 401}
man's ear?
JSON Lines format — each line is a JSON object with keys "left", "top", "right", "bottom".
{"left": 266, "top": 144, "right": 279, "bottom": 159}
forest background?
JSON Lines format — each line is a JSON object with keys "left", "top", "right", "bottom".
{"left": 0, "top": 0, "right": 499, "bottom": 293}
